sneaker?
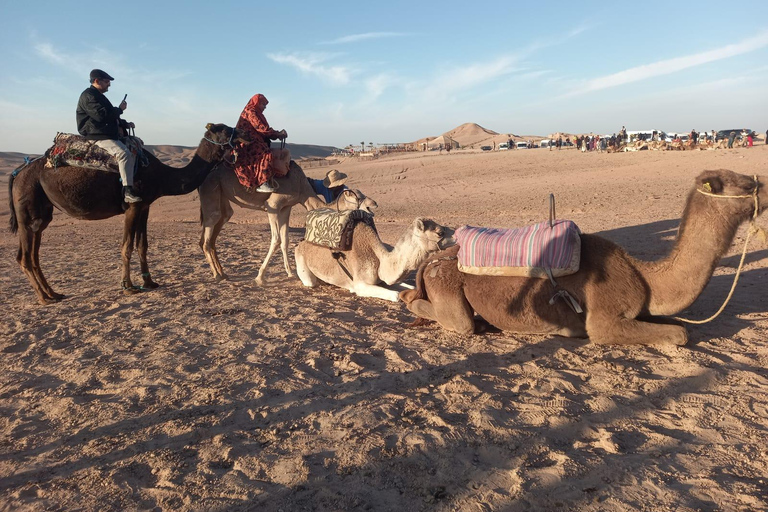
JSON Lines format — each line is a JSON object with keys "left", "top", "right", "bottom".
{"left": 123, "top": 187, "right": 142, "bottom": 203}
{"left": 255, "top": 182, "right": 276, "bottom": 193}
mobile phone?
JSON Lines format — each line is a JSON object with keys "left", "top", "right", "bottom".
{"left": 122, "top": 94, "right": 127, "bottom": 103}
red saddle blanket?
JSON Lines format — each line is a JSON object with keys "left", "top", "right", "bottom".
{"left": 456, "top": 220, "right": 581, "bottom": 277}
{"left": 45, "top": 133, "right": 145, "bottom": 172}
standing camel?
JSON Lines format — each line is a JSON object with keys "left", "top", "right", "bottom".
{"left": 401, "top": 169, "right": 766, "bottom": 345}
{"left": 295, "top": 218, "right": 455, "bottom": 302}
{"left": 9, "top": 123, "right": 250, "bottom": 304}
{"left": 198, "top": 161, "right": 376, "bottom": 284}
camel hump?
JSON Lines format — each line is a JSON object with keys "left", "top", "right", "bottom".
{"left": 304, "top": 208, "right": 375, "bottom": 250}
{"left": 455, "top": 221, "right": 581, "bottom": 278}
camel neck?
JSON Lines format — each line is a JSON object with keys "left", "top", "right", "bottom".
{"left": 160, "top": 151, "right": 220, "bottom": 196}
{"left": 640, "top": 191, "right": 745, "bottom": 315}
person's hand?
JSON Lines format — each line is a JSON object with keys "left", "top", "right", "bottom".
{"left": 127, "top": 122, "right": 135, "bottom": 129}
{"left": 119, "top": 100, "right": 127, "bottom": 110}
{"left": 279, "top": 129, "right": 287, "bottom": 140}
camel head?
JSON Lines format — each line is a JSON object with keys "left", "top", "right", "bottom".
{"left": 695, "top": 169, "right": 768, "bottom": 219}
{"left": 412, "top": 218, "right": 456, "bottom": 252}
{"left": 336, "top": 189, "right": 379, "bottom": 214}
{"left": 201, "top": 123, "right": 252, "bottom": 162}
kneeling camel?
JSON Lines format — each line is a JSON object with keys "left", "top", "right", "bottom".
{"left": 401, "top": 169, "right": 766, "bottom": 345}
{"left": 295, "top": 218, "right": 455, "bottom": 302}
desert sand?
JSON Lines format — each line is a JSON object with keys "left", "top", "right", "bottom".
{"left": 2, "top": 141, "right": 768, "bottom": 511}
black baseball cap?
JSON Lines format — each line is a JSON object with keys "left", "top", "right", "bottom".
{"left": 90, "top": 69, "right": 115, "bottom": 82}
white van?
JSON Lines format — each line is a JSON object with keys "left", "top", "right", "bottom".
{"left": 498, "top": 142, "right": 509, "bottom": 150}
{"left": 540, "top": 139, "right": 551, "bottom": 148}
{"left": 515, "top": 141, "right": 529, "bottom": 149}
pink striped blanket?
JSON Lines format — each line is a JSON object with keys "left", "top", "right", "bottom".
{"left": 456, "top": 221, "right": 581, "bottom": 277}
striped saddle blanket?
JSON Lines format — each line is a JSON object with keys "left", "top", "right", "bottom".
{"left": 305, "top": 208, "right": 375, "bottom": 251}
{"left": 45, "top": 133, "right": 146, "bottom": 173}
{"left": 456, "top": 220, "right": 581, "bottom": 277}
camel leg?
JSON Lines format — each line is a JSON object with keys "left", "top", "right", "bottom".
{"left": 585, "top": 312, "right": 688, "bottom": 346}
{"left": 277, "top": 207, "right": 293, "bottom": 277}
{"left": 17, "top": 227, "right": 57, "bottom": 305}
{"left": 255, "top": 209, "right": 283, "bottom": 286}
{"left": 121, "top": 206, "right": 141, "bottom": 293}
{"left": 135, "top": 207, "right": 159, "bottom": 289}
{"left": 406, "top": 297, "right": 474, "bottom": 334}
{"left": 31, "top": 228, "right": 64, "bottom": 301}
{"left": 351, "top": 282, "right": 402, "bottom": 302}
{"left": 198, "top": 179, "right": 231, "bottom": 281}
{"left": 208, "top": 198, "right": 233, "bottom": 280}
{"left": 294, "top": 244, "right": 318, "bottom": 287}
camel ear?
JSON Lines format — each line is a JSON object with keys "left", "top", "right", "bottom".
{"left": 206, "top": 123, "right": 214, "bottom": 131}
{"left": 702, "top": 176, "right": 724, "bottom": 194}
{"left": 415, "top": 218, "right": 425, "bottom": 231}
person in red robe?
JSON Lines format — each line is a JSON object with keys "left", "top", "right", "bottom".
{"left": 232, "top": 94, "right": 287, "bottom": 192}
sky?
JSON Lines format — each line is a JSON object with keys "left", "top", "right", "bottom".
{"left": 1, "top": 0, "right": 766, "bottom": 153}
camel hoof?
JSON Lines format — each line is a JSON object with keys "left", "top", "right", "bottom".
{"left": 255, "top": 276, "right": 266, "bottom": 286}
{"left": 399, "top": 289, "right": 415, "bottom": 303}
{"left": 39, "top": 296, "right": 63, "bottom": 306}
{"left": 214, "top": 274, "right": 228, "bottom": 282}
{"left": 143, "top": 281, "right": 160, "bottom": 289}
{"left": 123, "top": 286, "right": 142, "bottom": 295}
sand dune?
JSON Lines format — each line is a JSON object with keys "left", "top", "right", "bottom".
{"left": 2, "top": 144, "right": 768, "bottom": 511}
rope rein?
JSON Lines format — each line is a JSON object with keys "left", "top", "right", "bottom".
{"left": 673, "top": 175, "right": 760, "bottom": 324}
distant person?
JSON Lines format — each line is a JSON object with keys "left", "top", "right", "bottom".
{"left": 765, "top": 129, "right": 767, "bottom": 144}
{"left": 728, "top": 131, "right": 736, "bottom": 148}
{"left": 747, "top": 131, "right": 753, "bottom": 147}
{"left": 232, "top": 93, "right": 287, "bottom": 193}
{"left": 76, "top": 69, "right": 141, "bottom": 203}
{"left": 307, "top": 169, "right": 349, "bottom": 204}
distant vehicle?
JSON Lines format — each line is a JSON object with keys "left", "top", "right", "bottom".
{"left": 480, "top": 145, "right": 492, "bottom": 151}
{"left": 539, "top": 139, "right": 551, "bottom": 148}
{"left": 498, "top": 142, "right": 510, "bottom": 150}
{"left": 717, "top": 129, "right": 751, "bottom": 141}
{"left": 515, "top": 141, "right": 529, "bottom": 149}
{"left": 627, "top": 130, "right": 666, "bottom": 143}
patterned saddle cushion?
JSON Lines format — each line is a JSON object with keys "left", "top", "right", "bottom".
{"left": 456, "top": 220, "right": 581, "bottom": 277}
{"left": 45, "top": 133, "right": 146, "bottom": 172}
{"left": 305, "top": 208, "right": 376, "bottom": 251}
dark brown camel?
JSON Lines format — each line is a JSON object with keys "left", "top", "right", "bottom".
{"left": 8, "top": 123, "right": 250, "bottom": 304}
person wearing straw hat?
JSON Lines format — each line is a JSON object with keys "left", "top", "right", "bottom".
{"left": 307, "top": 169, "right": 349, "bottom": 204}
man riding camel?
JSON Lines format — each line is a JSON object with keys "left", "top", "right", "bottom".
{"left": 76, "top": 69, "right": 141, "bottom": 203}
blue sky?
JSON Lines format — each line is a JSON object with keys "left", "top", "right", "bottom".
{"left": 1, "top": 1, "right": 766, "bottom": 153}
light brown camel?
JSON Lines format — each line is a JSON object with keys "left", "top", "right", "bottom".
{"left": 295, "top": 218, "right": 455, "bottom": 302}
{"left": 198, "top": 162, "right": 377, "bottom": 284}
{"left": 400, "top": 169, "right": 766, "bottom": 345}
{"left": 8, "top": 123, "right": 250, "bottom": 304}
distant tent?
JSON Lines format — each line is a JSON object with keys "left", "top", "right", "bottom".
{"left": 427, "top": 135, "right": 459, "bottom": 149}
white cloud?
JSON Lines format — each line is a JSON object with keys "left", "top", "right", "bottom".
{"left": 320, "top": 32, "right": 407, "bottom": 45}
{"left": 34, "top": 43, "right": 71, "bottom": 67}
{"left": 568, "top": 30, "right": 768, "bottom": 96}
{"left": 267, "top": 52, "right": 353, "bottom": 85}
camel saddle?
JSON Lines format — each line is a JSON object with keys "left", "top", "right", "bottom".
{"left": 304, "top": 208, "right": 375, "bottom": 251}
{"left": 44, "top": 133, "right": 147, "bottom": 173}
{"left": 456, "top": 219, "right": 581, "bottom": 278}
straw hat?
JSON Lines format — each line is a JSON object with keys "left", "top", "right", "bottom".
{"left": 323, "top": 169, "right": 348, "bottom": 188}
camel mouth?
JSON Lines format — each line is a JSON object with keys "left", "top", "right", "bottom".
{"left": 437, "top": 227, "right": 457, "bottom": 249}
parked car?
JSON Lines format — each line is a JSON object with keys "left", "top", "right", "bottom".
{"left": 717, "top": 129, "right": 750, "bottom": 141}
{"left": 498, "top": 142, "right": 510, "bottom": 150}
{"left": 480, "top": 145, "right": 492, "bottom": 151}
{"left": 515, "top": 141, "right": 529, "bottom": 149}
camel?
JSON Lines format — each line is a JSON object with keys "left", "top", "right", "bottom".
{"left": 295, "top": 218, "right": 455, "bottom": 302}
{"left": 198, "top": 162, "right": 377, "bottom": 284}
{"left": 400, "top": 169, "right": 766, "bottom": 346}
{"left": 8, "top": 123, "right": 250, "bottom": 304}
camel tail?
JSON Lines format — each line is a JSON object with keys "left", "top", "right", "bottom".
{"left": 8, "top": 171, "right": 18, "bottom": 234}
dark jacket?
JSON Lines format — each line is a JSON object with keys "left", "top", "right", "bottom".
{"left": 76, "top": 86, "right": 125, "bottom": 140}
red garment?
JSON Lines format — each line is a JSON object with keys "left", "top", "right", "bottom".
{"left": 232, "top": 94, "right": 285, "bottom": 188}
